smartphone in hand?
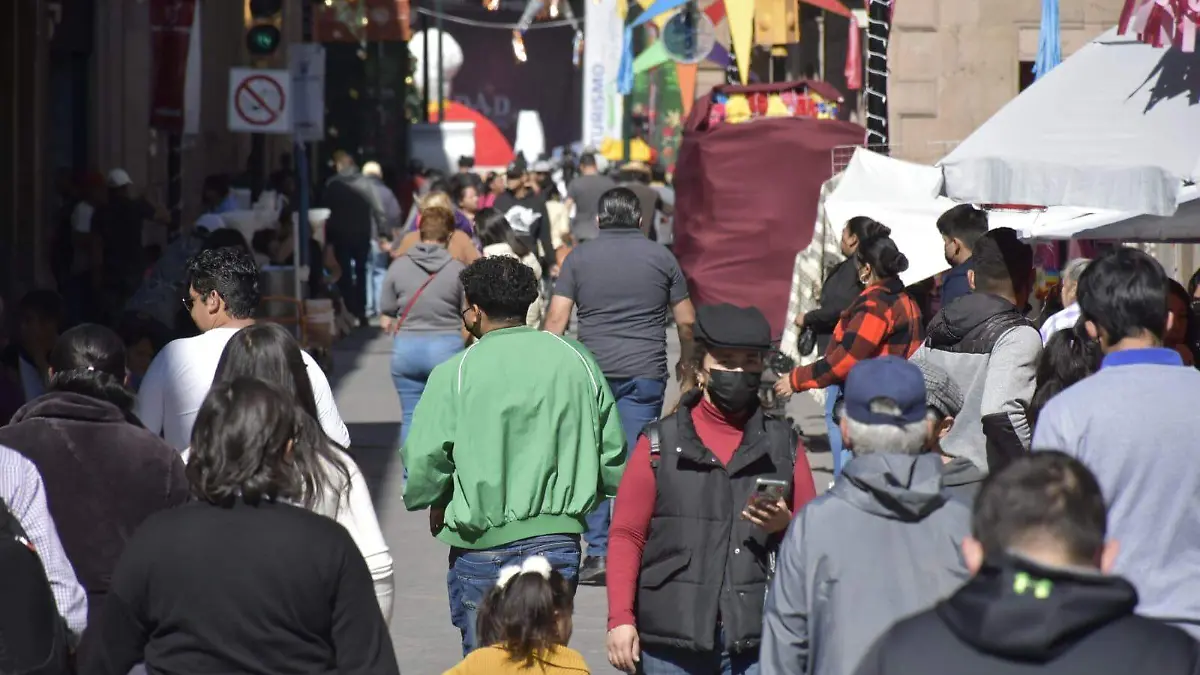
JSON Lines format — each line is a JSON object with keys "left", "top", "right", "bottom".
{"left": 749, "top": 478, "right": 788, "bottom": 507}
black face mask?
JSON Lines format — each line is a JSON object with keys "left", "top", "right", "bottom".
{"left": 706, "top": 370, "right": 763, "bottom": 415}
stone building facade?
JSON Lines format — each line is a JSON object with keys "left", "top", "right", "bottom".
{"left": 888, "top": 0, "right": 1123, "bottom": 164}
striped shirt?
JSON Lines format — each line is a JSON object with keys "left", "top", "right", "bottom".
{"left": 0, "top": 445, "right": 87, "bottom": 641}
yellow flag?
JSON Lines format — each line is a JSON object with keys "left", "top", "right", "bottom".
{"left": 725, "top": 0, "right": 754, "bottom": 85}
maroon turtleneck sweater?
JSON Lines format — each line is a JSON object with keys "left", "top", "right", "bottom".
{"left": 606, "top": 397, "right": 817, "bottom": 630}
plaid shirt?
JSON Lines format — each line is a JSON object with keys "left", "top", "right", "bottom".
{"left": 790, "top": 278, "right": 925, "bottom": 392}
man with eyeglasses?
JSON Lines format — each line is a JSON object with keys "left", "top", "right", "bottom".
{"left": 134, "top": 246, "right": 349, "bottom": 451}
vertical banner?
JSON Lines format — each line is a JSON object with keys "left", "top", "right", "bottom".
{"left": 583, "top": 0, "right": 625, "bottom": 149}
{"left": 149, "top": 0, "right": 198, "bottom": 133}
{"left": 290, "top": 44, "right": 327, "bottom": 142}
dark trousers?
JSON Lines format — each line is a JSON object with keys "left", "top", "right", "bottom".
{"left": 335, "top": 240, "right": 369, "bottom": 319}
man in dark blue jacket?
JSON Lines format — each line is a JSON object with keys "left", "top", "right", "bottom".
{"left": 937, "top": 204, "right": 989, "bottom": 308}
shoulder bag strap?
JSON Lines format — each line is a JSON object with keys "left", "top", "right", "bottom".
{"left": 395, "top": 272, "right": 438, "bottom": 329}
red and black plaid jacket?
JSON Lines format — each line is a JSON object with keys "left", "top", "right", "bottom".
{"left": 790, "top": 277, "right": 925, "bottom": 392}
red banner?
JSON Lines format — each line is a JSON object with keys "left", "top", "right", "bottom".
{"left": 149, "top": 0, "right": 197, "bottom": 133}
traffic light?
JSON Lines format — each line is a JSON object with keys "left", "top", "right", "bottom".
{"left": 245, "top": 0, "right": 283, "bottom": 57}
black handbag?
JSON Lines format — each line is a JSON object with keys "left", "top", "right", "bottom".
{"left": 796, "top": 326, "right": 817, "bottom": 356}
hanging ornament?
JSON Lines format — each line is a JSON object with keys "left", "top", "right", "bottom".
{"left": 1120, "top": 0, "right": 1200, "bottom": 52}
{"left": 512, "top": 31, "right": 529, "bottom": 62}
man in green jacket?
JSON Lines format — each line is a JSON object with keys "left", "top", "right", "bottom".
{"left": 402, "top": 255, "right": 627, "bottom": 655}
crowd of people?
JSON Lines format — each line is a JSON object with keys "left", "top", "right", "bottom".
{"left": 7, "top": 147, "right": 1200, "bottom": 675}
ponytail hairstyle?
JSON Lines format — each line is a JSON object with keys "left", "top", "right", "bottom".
{"left": 475, "top": 556, "right": 574, "bottom": 667}
{"left": 1028, "top": 320, "right": 1102, "bottom": 429}
{"left": 856, "top": 225, "right": 910, "bottom": 281}
{"left": 47, "top": 323, "right": 135, "bottom": 412}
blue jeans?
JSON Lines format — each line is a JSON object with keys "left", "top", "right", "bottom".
{"left": 447, "top": 534, "right": 581, "bottom": 656}
{"left": 640, "top": 627, "right": 761, "bottom": 675}
{"left": 584, "top": 377, "right": 666, "bottom": 558}
{"left": 826, "top": 383, "right": 852, "bottom": 479}
{"left": 392, "top": 332, "right": 463, "bottom": 447}
{"left": 365, "top": 239, "right": 390, "bottom": 318}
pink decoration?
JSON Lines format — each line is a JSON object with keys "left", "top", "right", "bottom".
{"left": 1119, "top": 0, "right": 1200, "bottom": 52}
{"left": 845, "top": 14, "right": 862, "bottom": 90}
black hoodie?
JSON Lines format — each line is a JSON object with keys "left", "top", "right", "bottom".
{"left": 853, "top": 554, "right": 1200, "bottom": 675}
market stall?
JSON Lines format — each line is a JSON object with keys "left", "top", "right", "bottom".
{"left": 673, "top": 80, "right": 865, "bottom": 338}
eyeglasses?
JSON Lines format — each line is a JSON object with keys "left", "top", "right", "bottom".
{"left": 182, "top": 295, "right": 196, "bottom": 311}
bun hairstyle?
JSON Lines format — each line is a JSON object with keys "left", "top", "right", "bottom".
{"left": 845, "top": 216, "right": 890, "bottom": 243}
{"left": 475, "top": 556, "right": 573, "bottom": 667}
{"left": 48, "top": 323, "right": 135, "bottom": 412}
{"left": 856, "top": 226, "right": 910, "bottom": 279}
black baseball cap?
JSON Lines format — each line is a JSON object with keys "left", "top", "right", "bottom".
{"left": 694, "top": 303, "right": 772, "bottom": 351}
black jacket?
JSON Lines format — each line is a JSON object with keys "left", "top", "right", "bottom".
{"left": 807, "top": 258, "right": 863, "bottom": 354}
{"left": 0, "top": 392, "right": 188, "bottom": 630}
{"left": 323, "top": 167, "right": 385, "bottom": 250}
{"left": 82, "top": 501, "right": 399, "bottom": 675}
{"left": 493, "top": 190, "right": 555, "bottom": 274}
{"left": 854, "top": 554, "right": 1200, "bottom": 675}
{"left": 637, "top": 390, "right": 795, "bottom": 654}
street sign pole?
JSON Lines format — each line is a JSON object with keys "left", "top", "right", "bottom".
{"left": 297, "top": 0, "right": 313, "bottom": 305}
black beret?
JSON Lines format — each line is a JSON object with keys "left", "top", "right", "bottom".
{"left": 695, "top": 303, "right": 772, "bottom": 350}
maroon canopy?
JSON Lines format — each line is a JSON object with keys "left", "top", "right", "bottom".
{"left": 674, "top": 112, "right": 865, "bottom": 339}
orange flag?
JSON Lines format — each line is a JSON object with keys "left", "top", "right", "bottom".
{"left": 676, "top": 62, "right": 698, "bottom": 118}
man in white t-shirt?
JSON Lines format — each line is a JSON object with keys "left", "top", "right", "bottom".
{"left": 134, "top": 247, "right": 350, "bottom": 451}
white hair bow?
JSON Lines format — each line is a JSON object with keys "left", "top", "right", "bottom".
{"left": 496, "top": 555, "right": 553, "bottom": 589}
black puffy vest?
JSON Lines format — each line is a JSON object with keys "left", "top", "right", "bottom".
{"left": 635, "top": 393, "right": 796, "bottom": 653}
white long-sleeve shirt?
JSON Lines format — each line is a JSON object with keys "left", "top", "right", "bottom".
{"left": 312, "top": 449, "right": 394, "bottom": 623}
{"left": 135, "top": 326, "right": 351, "bottom": 451}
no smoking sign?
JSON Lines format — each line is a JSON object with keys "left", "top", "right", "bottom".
{"left": 227, "top": 68, "right": 293, "bottom": 134}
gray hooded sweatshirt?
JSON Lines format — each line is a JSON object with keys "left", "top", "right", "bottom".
{"left": 761, "top": 453, "right": 971, "bottom": 675}
{"left": 380, "top": 243, "right": 465, "bottom": 333}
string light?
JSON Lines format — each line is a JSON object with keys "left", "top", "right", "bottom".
{"left": 550, "top": 0, "right": 560, "bottom": 18}
{"left": 512, "top": 31, "right": 528, "bottom": 61}
{"left": 485, "top": 0, "right": 499, "bottom": 9}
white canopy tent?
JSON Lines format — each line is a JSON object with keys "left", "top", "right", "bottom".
{"left": 939, "top": 27, "right": 1200, "bottom": 217}
{"left": 822, "top": 149, "right": 1097, "bottom": 284}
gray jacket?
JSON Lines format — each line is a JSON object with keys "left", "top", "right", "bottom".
{"left": 911, "top": 293, "right": 1041, "bottom": 473}
{"left": 761, "top": 453, "right": 971, "bottom": 675}
{"left": 380, "top": 244, "right": 464, "bottom": 333}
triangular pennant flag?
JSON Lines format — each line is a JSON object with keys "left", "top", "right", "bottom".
{"left": 704, "top": 0, "right": 726, "bottom": 25}
{"left": 724, "top": 0, "right": 754, "bottom": 85}
{"left": 634, "top": 40, "right": 672, "bottom": 73}
{"left": 675, "top": 61, "right": 698, "bottom": 118}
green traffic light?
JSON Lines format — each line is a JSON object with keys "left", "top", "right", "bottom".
{"left": 246, "top": 25, "right": 281, "bottom": 56}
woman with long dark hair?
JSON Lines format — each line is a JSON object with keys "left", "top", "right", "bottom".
{"left": 210, "top": 323, "right": 394, "bottom": 621}
{"left": 1028, "top": 320, "right": 1102, "bottom": 430}
{"left": 0, "top": 323, "right": 187, "bottom": 631}
{"left": 85, "top": 378, "right": 399, "bottom": 675}
{"left": 775, "top": 227, "right": 926, "bottom": 476}
{"left": 794, "top": 215, "right": 888, "bottom": 477}
{"left": 476, "top": 207, "right": 545, "bottom": 327}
